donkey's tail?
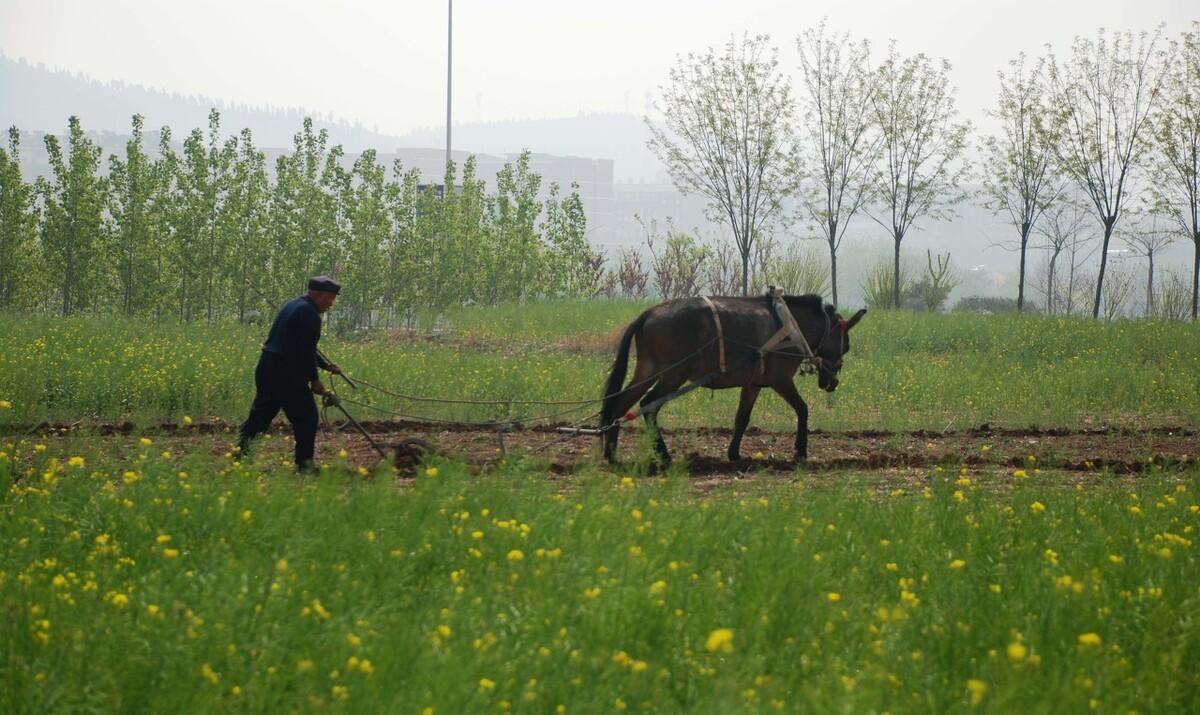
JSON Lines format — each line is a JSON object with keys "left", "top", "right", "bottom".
{"left": 600, "top": 311, "right": 648, "bottom": 429}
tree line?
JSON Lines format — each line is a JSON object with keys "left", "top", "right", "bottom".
{"left": 648, "top": 22, "right": 1200, "bottom": 319}
{"left": 0, "top": 111, "right": 599, "bottom": 328}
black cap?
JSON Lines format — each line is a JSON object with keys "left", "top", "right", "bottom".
{"left": 307, "top": 275, "right": 341, "bottom": 294}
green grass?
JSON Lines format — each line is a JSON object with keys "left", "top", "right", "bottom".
{"left": 2, "top": 442, "right": 1198, "bottom": 712}
{"left": 1, "top": 306, "right": 1198, "bottom": 432}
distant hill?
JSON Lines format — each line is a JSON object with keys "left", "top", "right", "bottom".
{"left": 0, "top": 54, "right": 665, "bottom": 181}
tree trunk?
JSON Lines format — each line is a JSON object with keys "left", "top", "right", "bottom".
{"left": 1047, "top": 250, "right": 1059, "bottom": 315}
{"left": 829, "top": 241, "right": 839, "bottom": 307}
{"left": 741, "top": 249, "right": 750, "bottom": 297}
{"left": 1091, "top": 217, "right": 1116, "bottom": 320}
{"left": 1146, "top": 252, "right": 1155, "bottom": 318}
{"left": 892, "top": 236, "right": 902, "bottom": 309}
{"left": 1192, "top": 232, "right": 1199, "bottom": 321}
{"left": 1017, "top": 221, "right": 1030, "bottom": 313}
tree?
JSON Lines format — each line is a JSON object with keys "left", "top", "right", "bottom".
{"left": 981, "top": 54, "right": 1061, "bottom": 312}
{"left": 173, "top": 109, "right": 230, "bottom": 322}
{"left": 1149, "top": 22, "right": 1200, "bottom": 319}
{"left": 221, "top": 128, "right": 271, "bottom": 322}
{"left": 39, "top": 116, "right": 107, "bottom": 316}
{"left": 1034, "top": 194, "right": 1093, "bottom": 314}
{"left": 107, "top": 114, "right": 157, "bottom": 315}
{"left": 341, "top": 148, "right": 390, "bottom": 330}
{"left": 795, "top": 22, "right": 879, "bottom": 306}
{"left": 647, "top": 34, "right": 798, "bottom": 295}
{"left": 869, "top": 44, "right": 972, "bottom": 308}
{"left": 1120, "top": 211, "right": 1176, "bottom": 317}
{"left": 1046, "top": 28, "right": 1167, "bottom": 319}
{"left": 0, "top": 127, "right": 39, "bottom": 310}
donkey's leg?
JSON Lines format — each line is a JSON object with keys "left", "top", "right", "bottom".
{"left": 603, "top": 364, "right": 658, "bottom": 463}
{"left": 772, "top": 380, "right": 810, "bottom": 460}
{"left": 728, "top": 385, "right": 762, "bottom": 461}
{"left": 639, "top": 376, "right": 685, "bottom": 467}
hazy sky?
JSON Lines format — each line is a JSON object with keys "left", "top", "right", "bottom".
{"left": 1, "top": 0, "right": 1194, "bottom": 136}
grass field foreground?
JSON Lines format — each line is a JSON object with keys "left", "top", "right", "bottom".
{"left": 2, "top": 440, "right": 1198, "bottom": 713}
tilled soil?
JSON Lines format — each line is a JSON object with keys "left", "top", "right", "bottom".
{"left": 10, "top": 419, "right": 1196, "bottom": 481}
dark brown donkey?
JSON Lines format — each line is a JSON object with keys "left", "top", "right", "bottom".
{"left": 600, "top": 294, "right": 866, "bottom": 465}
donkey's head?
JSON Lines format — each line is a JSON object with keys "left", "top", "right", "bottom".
{"left": 815, "top": 306, "right": 867, "bottom": 392}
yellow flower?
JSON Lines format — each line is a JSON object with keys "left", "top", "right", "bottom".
{"left": 479, "top": 678, "right": 496, "bottom": 691}
{"left": 1077, "top": 633, "right": 1102, "bottom": 647}
{"left": 297, "top": 659, "right": 315, "bottom": 673}
{"left": 109, "top": 593, "right": 129, "bottom": 608}
{"left": 201, "top": 663, "right": 220, "bottom": 685}
{"left": 242, "top": 510, "right": 253, "bottom": 523}
{"left": 182, "top": 415, "right": 193, "bottom": 426}
{"left": 705, "top": 628, "right": 734, "bottom": 653}
{"left": 437, "top": 625, "right": 452, "bottom": 639}
{"left": 583, "top": 587, "right": 602, "bottom": 599}
{"left": 346, "top": 632, "right": 363, "bottom": 648}
{"left": 949, "top": 559, "right": 966, "bottom": 570}
{"left": 67, "top": 456, "right": 85, "bottom": 468}
{"left": 1012, "top": 469, "right": 1027, "bottom": 479}
{"left": 1030, "top": 501, "right": 1046, "bottom": 513}
{"left": 1006, "top": 642, "right": 1027, "bottom": 663}
{"left": 649, "top": 580, "right": 667, "bottom": 596}
{"left": 425, "top": 467, "right": 438, "bottom": 478}
{"left": 163, "top": 548, "right": 180, "bottom": 559}
{"left": 826, "top": 592, "right": 841, "bottom": 602}
{"left": 276, "top": 558, "right": 288, "bottom": 573}
{"left": 966, "top": 678, "right": 988, "bottom": 706}
{"left": 147, "top": 604, "right": 160, "bottom": 616}
{"left": 0, "top": 399, "right": 12, "bottom": 409}
{"left": 139, "top": 437, "right": 153, "bottom": 447}
{"left": 507, "top": 549, "right": 524, "bottom": 562}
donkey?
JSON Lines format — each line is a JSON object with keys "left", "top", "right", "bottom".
{"left": 599, "top": 294, "right": 866, "bottom": 465}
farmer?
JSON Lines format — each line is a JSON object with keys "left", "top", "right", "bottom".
{"left": 237, "top": 276, "right": 343, "bottom": 471}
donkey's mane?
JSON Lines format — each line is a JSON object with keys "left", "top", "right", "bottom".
{"left": 786, "top": 293, "right": 829, "bottom": 316}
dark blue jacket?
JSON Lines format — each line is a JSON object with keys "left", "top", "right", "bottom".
{"left": 261, "top": 296, "right": 329, "bottom": 382}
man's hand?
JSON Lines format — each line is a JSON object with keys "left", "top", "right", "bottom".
{"left": 311, "top": 379, "right": 331, "bottom": 397}
{"left": 324, "top": 363, "right": 342, "bottom": 375}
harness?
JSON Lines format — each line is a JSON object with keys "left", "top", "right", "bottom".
{"left": 702, "top": 288, "right": 837, "bottom": 377}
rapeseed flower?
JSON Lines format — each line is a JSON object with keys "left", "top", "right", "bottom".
{"left": 705, "top": 628, "right": 734, "bottom": 653}
{"left": 966, "top": 679, "right": 987, "bottom": 706}
{"left": 1006, "top": 642, "right": 1027, "bottom": 663}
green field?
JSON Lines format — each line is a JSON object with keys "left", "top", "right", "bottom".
{"left": 2, "top": 304, "right": 1200, "bottom": 713}
{"left": 3, "top": 444, "right": 1198, "bottom": 713}
{"left": 1, "top": 305, "right": 1198, "bottom": 431}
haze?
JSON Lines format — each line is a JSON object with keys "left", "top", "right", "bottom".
{"left": 2, "top": 0, "right": 1192, "bottom": 137}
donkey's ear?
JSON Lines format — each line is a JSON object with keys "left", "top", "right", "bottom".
{"left": 845, "top": 308, "right": 867, "bottom": 331}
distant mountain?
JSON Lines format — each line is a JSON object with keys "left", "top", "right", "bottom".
{"left": 0, "top": 54, "right": 407, "bottom": 154}
{"left": 0, "top": 54, "right": 665, "bottom": 181}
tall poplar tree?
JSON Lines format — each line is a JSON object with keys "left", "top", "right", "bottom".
{"left": 39, "top": 116, "right": 107, "bottom": 316}
{"left": 0, "top": 127, "right": 39, "bottom": 309}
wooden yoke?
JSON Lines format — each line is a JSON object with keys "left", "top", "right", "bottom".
{"left": 760, "top": 287, "right": 816, "bottom": 367}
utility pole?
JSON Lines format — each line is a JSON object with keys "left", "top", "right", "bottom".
{"left": 445, "top": 0, "right": 453, "bottom": 174}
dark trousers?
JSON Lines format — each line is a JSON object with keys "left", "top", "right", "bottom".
{"left": 238, "top": 353, "right": 318, "bottom": 469}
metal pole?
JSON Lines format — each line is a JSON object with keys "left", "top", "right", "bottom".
{"left": 445, "top": 0, "right": 453, "bottom": 174}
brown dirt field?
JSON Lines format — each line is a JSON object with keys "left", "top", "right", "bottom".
{"left": 10, "top": 419, "right": 1197, "bottom": 484}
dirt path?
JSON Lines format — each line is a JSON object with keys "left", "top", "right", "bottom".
{"left": 10, "top": 419, "right": 1196, "bottom": 479}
